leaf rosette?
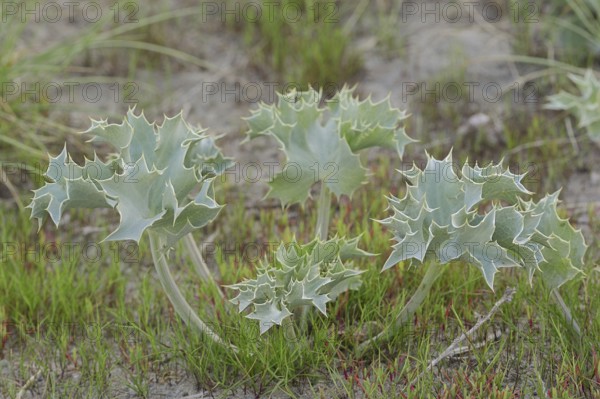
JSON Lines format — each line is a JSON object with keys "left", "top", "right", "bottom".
{"left": 382, "top": 152, "right": 587, "bottom": 289}
{"left": 226, "top": 236, "right": 372, "bottom": 334}
{"left": 244, "top": 86, "right": 414, "bottom": 206}
{"left": 28, "top": 108, "right": 230, "bottom": 247}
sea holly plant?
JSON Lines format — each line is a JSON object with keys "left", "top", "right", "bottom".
{"left": 244, "top": 85, "right": 414, "bottom": 240}
{"left": 27, "top": 108, "right": 235, "bottom": 349}
{"left": 231, "top": 86, "right": 413, "bottom": 334}
{"left": 546, "top": 69, "right": 600, "bottom": 143}
{"left": 359, "top": 152, "right": 587, "bottom": 352}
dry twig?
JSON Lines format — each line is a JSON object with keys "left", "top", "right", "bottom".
{"left": 410, "top": 287, "right": 516, "bottom": 386}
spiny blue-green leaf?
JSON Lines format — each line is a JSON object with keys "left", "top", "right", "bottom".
{"left": 99, "top": 160, "right": 166, "bottom": 242}
{"left": 83, "top": 117, "right": 133, "bottom": 152}
{"left": 303, "top": 235, "right": 375, "bottom": 264}
{"left": 322, "top": 264, "right": 363, "bottom": 299}
{"left": 336, "top": 234, "right": 377, "bottom": 260}
{"left": 247, "top": 301, "right": 293, "bottom": 334}
{"left": 382, "top": 207, "right": 432, "bottom": 269}
{"left": 546, "top": 69, "right": 600, "bottom": 142}
{"left": 244, "top": 86, "right": 413, "bottom": 206}
{"left": 226, "top": 237, "right": 365, "bottom": 334}
{"left": 286, "top": 273, "right": 331, "bottom": 315}
{"left": 521, "top": 191, "right": 587, "bottom": 288}
{"left": 403, "top": 152, "right": 464, "bottom": 226}
{"left": 260, "top": 100, "right": 365, "bottom": 204}
{"left": 27, "top": 146, "right": 116, "bottom": 228}
{"left": 492, "top": 206, "right": 543, "bottom": 284}
{"left": 440, "top": 210, "right": 519, "bottom": 289}
{"left": 125, "top": 110, "right": 158, "bottom": 165}
{"left": 327, "top": 85, "right": 415, "bottom": 156}
{"left": 188, "top": 134, "right": 235, "bottom": 176}
{"left": 462, "top": 161, "right": 532, "bottom": 203}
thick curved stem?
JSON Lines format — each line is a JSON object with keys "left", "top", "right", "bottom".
{"left": 299, "top": 182, "right": 332, "bottom": 329}
{"left": 551, "top": 289, "right": 582, "bottom": 337}
{"left": 149, "top": 232, "right": 236, "bottom": 351}
{"left": 183, "top": 233, "right": 225, "bottom": 299}
{"left": 357, "top": 262, "right": 445, "bottom": 355}
{"left": 315, "top": 182, "right": 331, "bottom": 241}
{"left": 393, "top": 262, "right": 445, "bottom": 327}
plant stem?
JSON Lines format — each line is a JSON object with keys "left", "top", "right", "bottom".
{"left": 551, "top": 288, "right": 582, "bottom": 337}
{"left": 315, "top": 182, "right": 331, "bottom": 241}
{"left": 183, "top": 233, "right": 225, "bottom": 299}
{"left": 284, "top": 317, "right": 298, "bottom": 342}
{"left": 357, "top": 262, "right": 445, "bottom": 355}
{"left": 148, "top": 231, "right": 236, "bottom": 351}
{"left": 393, "top": 262, "right": 445, "bottom": 327}
{"left": 298, "top": 182, "right": 332, "bottom": 330}
{"left": 298, "top": 305, "right": 310, "bottom": 333}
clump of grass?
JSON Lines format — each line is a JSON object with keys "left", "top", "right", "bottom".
{"left": 0, "top": 13, "right": 99, "bottom": 163}
{"left": 235, "top": 0, "right": 362, "bottom": 90}
{"left": 542, "top": 0, "right": 600, "bottom": 67}
{"left": 509, "top": 0, "right": 599, "bottom": 73}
